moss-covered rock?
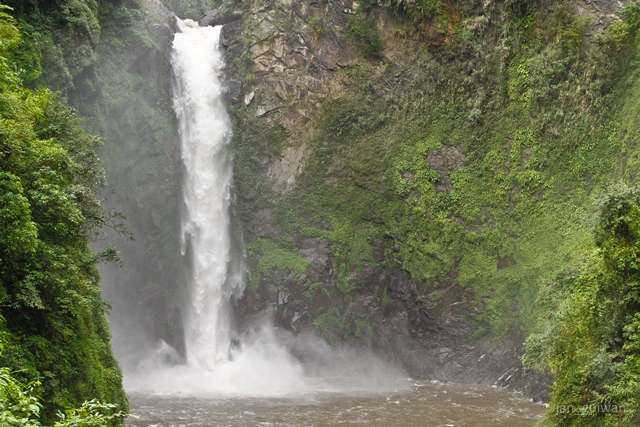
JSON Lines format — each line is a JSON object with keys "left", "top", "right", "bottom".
{"left": 222, "top": 1, "right": 640, "bottom": 402}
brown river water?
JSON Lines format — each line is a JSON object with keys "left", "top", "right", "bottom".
{"left": 126, "top": 381, "right": 544, "bottom": 427}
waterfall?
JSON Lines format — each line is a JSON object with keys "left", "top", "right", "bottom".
{"left": 171, "top": 20, "right": 243, "bottom": 370}
{"left": 120, "top": 18, "right": 404, "bottom": 398}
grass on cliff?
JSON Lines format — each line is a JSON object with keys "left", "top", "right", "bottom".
{"left": 232, "top": 1, "right": 640, "bottom": 346}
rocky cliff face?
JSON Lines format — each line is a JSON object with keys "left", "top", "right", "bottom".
{"left": 204, "top": 0, "right": 634, "bottom": 401}
{"left": 78, "top": 0, "right": 634, "bottom": 401}
{"left": 234, "top": 0, "right": 631, "bottom": 194}
{"left": 215, "top": 0, "right": 503, "bottom": 397}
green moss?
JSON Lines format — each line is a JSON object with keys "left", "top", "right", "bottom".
{"left": 245, "top": 237, "right": 310, "bottom": 291}
{"left": 312, "top": 307, "right": 372, "bottom": 344}
{"left": 313, "top": 307, "right": 343, "bottom": 344}
{"left": 308, "top": 15, "right": 325, "bottom": 40}
{"left": 255, "top": 238, "right": 310, "bottom": 275}
{"left": 346, "top": 13, "right": 384, "bottom": 59}
{"left": 303, "top": 281, "right": 329, "bottom": 302}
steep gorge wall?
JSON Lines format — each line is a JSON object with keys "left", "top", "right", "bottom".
{"left": 225, "top": 0, "right": 548, "bottom": 394}
{"left": 18, "top": 0, "right": 640, "bottom": 402}
{"left": 218, "top": 0, "right": 640, "bottom": 400}
{"left": 83, "top": 0, "right": 640, "bottom": 399}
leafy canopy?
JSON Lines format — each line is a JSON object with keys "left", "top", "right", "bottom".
{"left": 0, "top": 5, "right": 127, "bottom": 425}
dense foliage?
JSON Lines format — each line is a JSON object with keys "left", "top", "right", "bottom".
{"left": 0, "top": 5, "right": 126, "bottom": 425}
{"left": 1, "top": 366, "right": 124, "bottom": 427}
{"left": 526, "top": 186, "right": 640, "bottom": 426}
{"left": 5, "top": 0, "right": 196, "bottom": 358}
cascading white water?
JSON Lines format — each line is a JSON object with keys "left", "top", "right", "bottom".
{"left": 171, "top": 19, "right": 243, "bottom": 370}
{"left": 122, "top": 18, "right": 405, "bottom": 397}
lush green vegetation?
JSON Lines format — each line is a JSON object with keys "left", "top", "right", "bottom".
{"left": 260, "top": 0, "right": 616, "bottom": 338}
{"left": 526, "top": 186, "right": 640, "bottom": 426}
{"left": 0, "top": 5, "right": 126, "bottom": 425}
{"left": 3, "top": 0, "right": 103, "bottom": 96}
{"left": 1, "top": 366, "right": 124, "bottom": 427}
{"left": 346, "top": 12, "right": 384, "bottom": 59}
{"left": 6, "top": 0, "right": 200, "bottom": 354}
{"left": 3, "top": 0, "right": 640, "bottom": 424}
